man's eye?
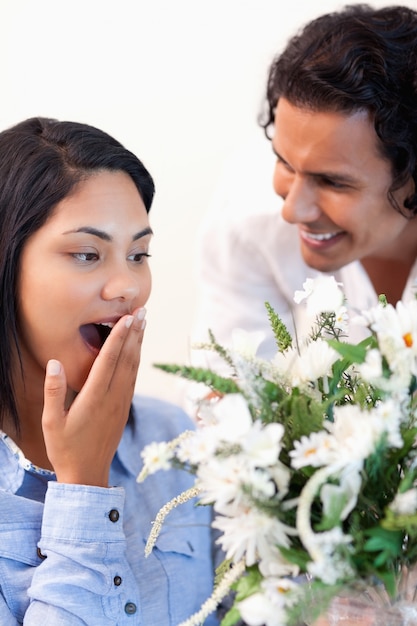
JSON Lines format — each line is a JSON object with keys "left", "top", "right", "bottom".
{"left": 128, "top": 252, "right": 152, "bottom": 264}
{"left": 320, "top": 176, "right": 347, "bottom": 189}
{"left": 71, "top": 252, "right": 98, "bottom": 262}
{"left": 275, "top": 156, "right": 293, "bottom": 173}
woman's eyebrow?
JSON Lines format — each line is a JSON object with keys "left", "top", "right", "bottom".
{"left": 63, "top": 226, "right": 153, "bottom": 242}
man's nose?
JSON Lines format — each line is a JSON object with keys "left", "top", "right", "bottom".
{"left": 274, "top": 171, "right": 321, "bottom": 224}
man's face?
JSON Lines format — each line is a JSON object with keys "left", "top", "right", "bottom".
{"left": 272, "top": 98, "right": 415, "bottom": 272}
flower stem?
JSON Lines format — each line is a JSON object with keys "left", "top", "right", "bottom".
{"left": 296, "top": 463, "right": 343, "bottom": 561}
{"left": 177, "top": 558, "right": 246, "bottom": 626}
{"left": 145, "top": 486, "right": 201, "bottom": 557}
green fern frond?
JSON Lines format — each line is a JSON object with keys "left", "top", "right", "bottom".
{"left": 265, "top": 301, "right": 292, "bottom": 352}
{"left": 207, "top": 329, "right": 236, "bottom": 369}
{"left": 153, "top": 363, "right": 240, "bottom": 394}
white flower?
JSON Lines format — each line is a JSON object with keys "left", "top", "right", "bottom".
{"left": 356, "top": 348, "right": 383, "bottom": 381}
{"left": 246, "top": 467, "right": 278, "bottom": 499}
{"left": 330, "top": 404, "right": 380, "bottom": 462}
{"left": 197, "top": 456, "right": 248, "bottom": 514}
{"left": 371, "top": 398, "right": 404, "bottom": 449}
{"left": 262, "top": 576, "right": 299, "bottom": 607}
{"left": 244, "top": 464, "right": 290, "bottom": 502}
{"left": 272, "top": 346, "right": 299, "bottom": 385}
{"left": 333, "top": 305, "right": 349, "bottom": 334}
{"left": 238, "top": 577, "right": 299, "bottom": 626}
{"left": 259, "top": 546, "right": 300, "bottom": 578}
{"left": 390, "top": 489, "right": 417, "bottom": 515}
{"left": 268, "top": 461, "right": 292, "bottom": 497}
{"left": 362, "top": 300, "right": 417, "bottom": 387}
{"left": 307, "top": 527, "right": 354, "bottom": 584}
{"left": 241, "top": 421, "right": 284, "bottom": 467}
{"left": 230, "top": 327, "right": 265, "bottom": 358}
{"left": 238, "top": 591, "right": 287, "bottom": 626}
{"left": 325, "top": 399, "right": 404, "bottom": 460}
{"left": 140, "top": 441, "right": 173, "bottom": 475}
{"left": 213, "top": 509, "right": 296, "bottom": 566}
{"left": 290, "top": 339, "right": 339, "bottom": 387}
{"left": 308, "top": 553, "right": 354, "bottom": 585}
{"left": 273, "top": 339, "right": 339, "bottom": 392}
{"left": 294, "top": 276, "right": 344, "bottom": 315}
{"left": 176, "top": 429, "right": 218, "bottom": 465}
{"left": 290, "top": 431, "right": 337, "bottom": 469}
{"left": 210, "top": 393, "right": 253, "bottom": 442}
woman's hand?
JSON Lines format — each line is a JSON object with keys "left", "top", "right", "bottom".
{"left": 41, "top": 308, "right": 146, "bottom": 487}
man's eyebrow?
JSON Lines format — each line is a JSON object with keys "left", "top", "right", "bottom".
{"left": 272, "top": 147, "right": 359, "bottom": 185}
{"left": 63, "top": 226, "right": 154, "bottom": 242}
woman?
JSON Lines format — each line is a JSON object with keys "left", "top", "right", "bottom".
{"left": 0, "top": 117, "right": 216, "bottom": 624}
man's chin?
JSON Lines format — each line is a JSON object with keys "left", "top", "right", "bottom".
{"left": 302, "top": 253, "right": 345, "bottom": 274}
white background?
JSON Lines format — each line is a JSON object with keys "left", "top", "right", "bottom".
{"left": 0, "top": 0, "right": 411, "bottom": 408}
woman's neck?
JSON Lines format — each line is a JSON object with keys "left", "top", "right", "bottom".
{"left": 9, "top": 364, "right": 53, "bottom": 470}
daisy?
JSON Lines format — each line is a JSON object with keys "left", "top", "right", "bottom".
{"left": 290, "top": 431, "right": 337, "bottom": 469}
{"left": 213, "top": 509, "right": 297, "bottom": 566}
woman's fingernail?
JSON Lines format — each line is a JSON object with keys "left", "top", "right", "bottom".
{"left": 141, "top": 319, "right": 147, "bottom": 330}
{"left": 47, "top": 359, "right": 61, "bottom": 375}
{"left": 125, "top": 315, "right": 134, "bottom": 328}
{"left": 136, "top": 307, "right": 146, "bottom": 321}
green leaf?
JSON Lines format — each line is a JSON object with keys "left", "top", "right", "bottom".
{"left": 316, "top": 490, "right": 349, "bottom": 531}
{"left": 220, "top": 606, "right": 242, "bottom": 626}
{"left": 153, "top": 364, "right": 240, "bottom": 394}
{"left": 375, "top": 569, "right": 397, "bottom": 598}
{"left": 363, "top": 527, "right": 403, "bottom": 567}
{"left": 233, "top": 566, "right": 262, "bottom": 601}
{"left": 327, "top": 339, "right": 368, "bottom": 364}
{"left": 279, "top": 546, "right": 310, "bottom": 570}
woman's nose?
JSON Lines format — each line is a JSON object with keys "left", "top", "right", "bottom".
{"left": 101, "top": 265, "right": 141, "bottom": 303}
{"left": 274, "top": 169, "right": 320, "bottom": 224}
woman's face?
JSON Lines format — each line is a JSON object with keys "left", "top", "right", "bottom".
{"left": 17, "top": 170, "right": 152, "bottom": 393}
{"left": 272, "top": 98, "right": 416, "bottom": 272}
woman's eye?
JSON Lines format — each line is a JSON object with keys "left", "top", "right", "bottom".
{"left": 128, "top": 252, "right": 152, "bottom": 264}
{"left": 71, "top": 252, "right": 98, "bottom": 263}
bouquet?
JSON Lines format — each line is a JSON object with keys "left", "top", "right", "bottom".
{"left": 138, "top": 276, "right": 417, "bottom": 626}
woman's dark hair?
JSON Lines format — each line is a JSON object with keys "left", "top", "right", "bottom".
{"left": 0, "top": 117, "right": 155, "bottom": 430}
{"left": 261, "top": 4, "right": 417, "bottom": 214}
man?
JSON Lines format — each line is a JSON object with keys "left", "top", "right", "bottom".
{"left": 192, "top": 4, "right": 417, "bottom": 367}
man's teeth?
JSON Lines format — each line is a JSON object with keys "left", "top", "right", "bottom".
{"left": 305, "top": 232, "right": 340, "bottom": 241}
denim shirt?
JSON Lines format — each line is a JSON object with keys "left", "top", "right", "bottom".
{"left": 0, "top": 396, "right": 217, "bottom": 625}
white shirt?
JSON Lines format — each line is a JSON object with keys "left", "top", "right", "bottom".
{"left": 192, "top": 207, "right": 417, "bottom": 370}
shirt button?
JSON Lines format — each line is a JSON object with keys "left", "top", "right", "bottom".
{"left": 113, "top": 575, "right": 122, "bottom": 586}
{"left": 124, "top": 602, "right": 137, "bottom": 615}
{"left": 108, "top": 509, "right": 120, "bottom": 522}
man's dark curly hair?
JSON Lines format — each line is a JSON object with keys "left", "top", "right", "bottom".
{"left": 261, "top": 4, "right": 417, "bottom": 214}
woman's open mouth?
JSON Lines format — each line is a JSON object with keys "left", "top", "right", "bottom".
{"left": 79, "top": 322, "right": 114, "bottom": 353}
